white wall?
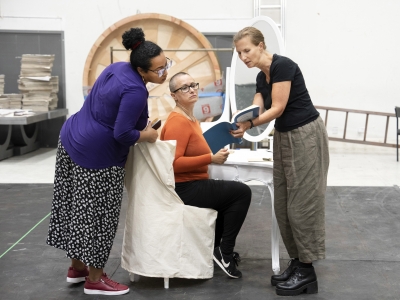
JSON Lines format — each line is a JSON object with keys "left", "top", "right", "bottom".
{"left": 1, "top": 0, "right": 399, "bottom": 143}
{"left": 285, "top": 0, "right": 400, "bottom": 142}
{"left": 0, "top": 0, "right": 254, "bottom": 115}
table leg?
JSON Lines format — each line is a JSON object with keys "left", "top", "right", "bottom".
{"left": 267, "top": 179, "right": 281, "bottom": 275}
{"left": 208, "top": 163, "right": 280, "bottom": 275}
{"left": 0, "top": 125, "right": 13, "bottom": 160}
{"left": 11, "top": 124, "right": 40, "bottom": 156}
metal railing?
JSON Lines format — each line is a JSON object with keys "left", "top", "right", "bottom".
{"left": 315, "top": 105, "right": 396, "bottom": 148}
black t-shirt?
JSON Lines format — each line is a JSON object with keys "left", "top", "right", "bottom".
{"left": 256, "top": 54, "right": 319, "bottom": 132}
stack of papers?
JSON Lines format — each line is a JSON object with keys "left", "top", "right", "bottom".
{"left": 18, "top": 54, "right": 59, "bottom": 111}
{"left": 0, "top": 94, "right": 22, "bottom": 109}
{"left": 0, "top": 75, "right": 4, "bottom": 95}
{"left": 20, "top": 54, "right": 54, "bottom": 77}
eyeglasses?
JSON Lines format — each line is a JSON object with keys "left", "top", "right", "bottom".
{"left": 149, "top": 57, "right": 172, "bottom": 77}
{"left": 172, "top": 82, "right": 200, "bottom": 93}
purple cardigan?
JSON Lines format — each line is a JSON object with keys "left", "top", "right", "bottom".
{"left": 61, "top": 62, "right": 149, "bottom": 169}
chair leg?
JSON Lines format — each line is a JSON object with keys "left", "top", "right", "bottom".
{"left": 164, "top": 278, "right": 169, "bottom": 289}
{"left": 129, "top": 272, "right": 135, "bottom": 282}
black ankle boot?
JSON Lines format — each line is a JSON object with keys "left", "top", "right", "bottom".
{"left": 270, "top": 259, "right": 300, "bottom": 286}
{"left": 275, "top": 266, "right": 318, "bottom": 296}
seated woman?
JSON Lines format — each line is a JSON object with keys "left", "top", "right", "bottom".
{"left": 160, "top": 72, "right": 252, "bottom": 279}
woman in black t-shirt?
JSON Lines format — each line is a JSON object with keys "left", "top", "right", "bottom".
{"left": 231, "top": 27, "right": 330, "bottom": 297}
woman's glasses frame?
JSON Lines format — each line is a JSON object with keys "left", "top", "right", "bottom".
{"left": 172, "top": 82, "right": 200, "bottom": 93}
{"left": 148, "top": 57, "right": 172, "bottom": 77}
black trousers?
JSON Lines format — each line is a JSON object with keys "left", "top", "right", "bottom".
{"left": 175, "top": 179, "right": 251, "bottom": 255}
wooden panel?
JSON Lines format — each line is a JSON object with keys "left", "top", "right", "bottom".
{"left": 83, "top": 13, "right": 221, "bottom": 123}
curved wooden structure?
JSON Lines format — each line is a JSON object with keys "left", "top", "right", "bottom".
{"left": 83, "top": 13, "right": 221, "bottom": 122}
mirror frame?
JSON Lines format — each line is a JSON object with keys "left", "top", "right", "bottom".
{"left": 229, "top": 16, "right": 286, "bottom": 142}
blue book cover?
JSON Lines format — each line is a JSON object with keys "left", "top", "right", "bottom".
{"left": 203, "top": 122, "right": 243, "bottom": 154}
{"left": 203, "top": 105, "right": 259, "bottom": 154}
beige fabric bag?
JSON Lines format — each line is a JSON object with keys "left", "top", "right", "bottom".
{"left": 121, "top": 140, "right": 217, "bottom": 279}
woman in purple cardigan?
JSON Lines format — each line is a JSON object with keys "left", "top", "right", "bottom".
{"left": 46, "top": 28, "right": 171, "bottom": 296}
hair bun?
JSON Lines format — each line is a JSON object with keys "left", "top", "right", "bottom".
{"left": 122, "top": 28, "right": 146, "bottom": 50}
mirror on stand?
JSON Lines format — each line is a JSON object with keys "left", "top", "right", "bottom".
{"left": 230, "top": 16, "right": 285, "bottom": 145}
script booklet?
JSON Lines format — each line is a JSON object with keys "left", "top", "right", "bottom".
{"left": 203, "top": 105, "right": 259, "bottom": 154}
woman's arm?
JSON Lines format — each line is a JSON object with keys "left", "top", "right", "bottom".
{"left": 114, "top": 88, "right": 150, "bottom": 145}
{"left": 256, "top": 81, "right": 291, "bottom": 125}
{"left": 252, "top": 93, "right": 265, "bottom": 115}
{"left": 231, "top": 81, "right": 291, "bottom": 137}
{"left": 137, "top": 125, "right": 158, "bottom": 143}
{"left": 162, "top": 117, "right": 212, "bottom": 173}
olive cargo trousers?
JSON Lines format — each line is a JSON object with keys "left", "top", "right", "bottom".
{"left": 273, "top": 116, "right": 329, "bottom": 262}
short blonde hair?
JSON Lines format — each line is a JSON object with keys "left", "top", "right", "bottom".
{"left": 169, "top": 72, "right": 189, "bottom": 92}
{"left": 233, "top": 27, "right": 266, "bottom": 50}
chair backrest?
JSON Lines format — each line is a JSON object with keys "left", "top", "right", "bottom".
{"left": 395, "top": 106, "right": 400, "bottom": 118}
{"left": 122, "top": 141, "right": 218, "bottom": 280}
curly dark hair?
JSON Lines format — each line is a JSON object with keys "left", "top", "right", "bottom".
{"left": 122, "top": 27, "right": 163, "bottom": 72}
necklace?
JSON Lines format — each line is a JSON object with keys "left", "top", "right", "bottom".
{"left": 176, "top": 103, "right": 196, "bottom": 122}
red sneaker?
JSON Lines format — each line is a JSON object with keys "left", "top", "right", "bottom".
{"left": 67, "top": 266, "right": 89, "bottom": 283}
{"left": 84, "top": 273, "right": 129, "bottom": 295}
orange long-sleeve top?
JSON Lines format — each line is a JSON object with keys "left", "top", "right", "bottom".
{"left": 160, "top": 112, "right": 212, "bottom": 183}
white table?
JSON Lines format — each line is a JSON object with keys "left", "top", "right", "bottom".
{"left": 208, "top": 148, "right": 280, "bottom": 274}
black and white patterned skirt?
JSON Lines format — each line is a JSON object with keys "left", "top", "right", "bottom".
{"left": 46, "top": 140, "right": 125, "bottom": 268}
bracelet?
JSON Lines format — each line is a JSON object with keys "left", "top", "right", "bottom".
{"left": 248, "top": 119, "right": 254, "bottom": 129}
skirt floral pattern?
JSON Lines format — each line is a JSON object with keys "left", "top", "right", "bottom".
{"left": 46, "top": 140, "right": 125, "bottom": 268}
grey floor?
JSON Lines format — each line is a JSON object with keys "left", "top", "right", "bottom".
{"left": 1, "top": 183, "right": 400, "bottom": 300}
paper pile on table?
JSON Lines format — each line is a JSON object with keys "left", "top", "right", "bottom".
{"left": 0, "top": 94, "right": 23, "bottom": 109}
{"left": 9, "top": 94, "right": 23, "bottom": 109}
{"left": 20, "top": 54, "right": 54, "bottom": 77}
{"left": 0, "top": 94, "right": 8, "bottom": 109}
{"left": 0, "top": 75, "right": 4, "bottom": 95}
{"left": 18, "top": 54, "right": 59, "bottom": 111}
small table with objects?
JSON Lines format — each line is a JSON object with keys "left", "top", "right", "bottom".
{"left": 0, "top": 108, "right": 68, "bottom": 161}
